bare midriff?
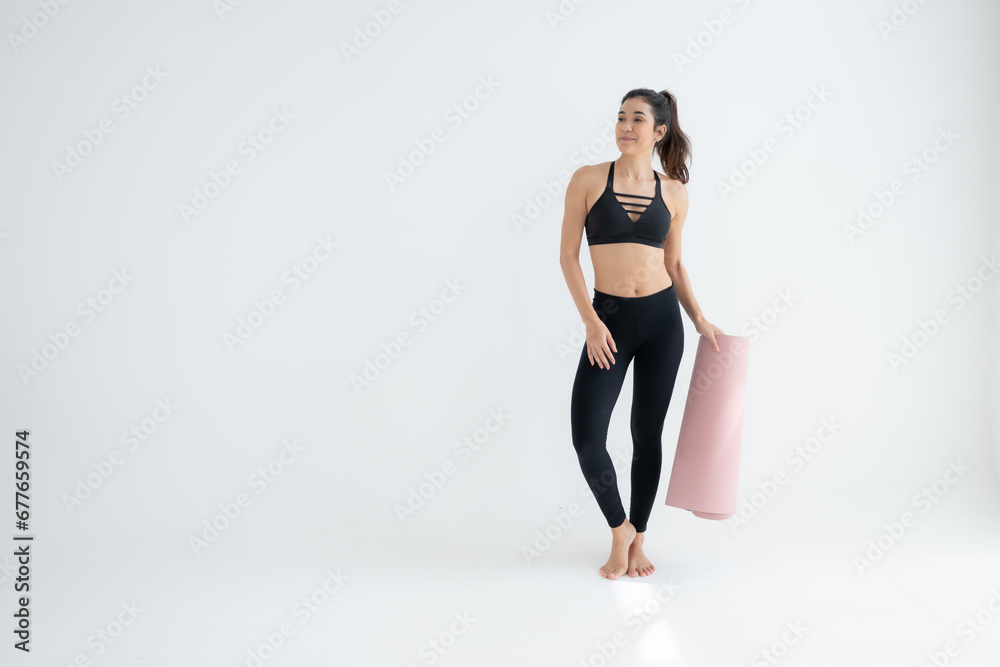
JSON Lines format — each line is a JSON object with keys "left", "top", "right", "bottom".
{"left": 589, "top": 243, "right": 673, "bottom": 297}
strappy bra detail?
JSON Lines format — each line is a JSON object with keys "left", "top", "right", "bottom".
{"left": 584, "top": 161, "right": 671, "bottom": 249}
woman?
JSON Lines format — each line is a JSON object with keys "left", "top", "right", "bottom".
{"left": 559, "top": 88, "right": 724, "bottom": 580}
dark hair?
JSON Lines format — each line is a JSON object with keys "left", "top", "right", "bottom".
{"left": 620, "top": 88, "right": 691, "bottom": 184}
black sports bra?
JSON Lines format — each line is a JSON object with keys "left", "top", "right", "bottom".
{"left": 584, "top": 161, "right": 671, "bottom": 248}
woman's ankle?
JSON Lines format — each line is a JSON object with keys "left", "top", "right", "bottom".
{"left": 611, "top": 518, "right": 634, "bottom": 535}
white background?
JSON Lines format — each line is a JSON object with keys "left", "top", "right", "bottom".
{"left": 1, "top": 0, "right": 998, "bottom": 665}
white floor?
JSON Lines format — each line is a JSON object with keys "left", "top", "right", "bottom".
{"left": 22, "top": 515, "right": 1000, "bottom": 666}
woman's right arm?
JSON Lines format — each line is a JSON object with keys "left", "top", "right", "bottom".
{"left": 558, "top": 166, "right": 617, "bottom": 369}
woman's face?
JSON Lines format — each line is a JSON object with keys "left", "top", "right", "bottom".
{"left": 617, "top": 98, "right": 665, "bottom": 155}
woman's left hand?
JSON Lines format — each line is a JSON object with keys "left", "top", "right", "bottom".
{"left": 695, "top": 318, "right": 725, "bottom": 352}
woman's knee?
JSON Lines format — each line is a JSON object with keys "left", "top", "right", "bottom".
{"left": 629, "top": 420, "right": 665, "bottom": 449}
{"left": 571, "top": 433, "right": 606, "bottom": 462}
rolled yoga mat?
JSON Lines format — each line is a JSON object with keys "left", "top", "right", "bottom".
{"left": 664, "top": 333, "right": 749, "bottom": 520}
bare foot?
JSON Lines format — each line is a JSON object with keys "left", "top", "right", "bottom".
{"left": 627, "top": 533, "right": 655, "bottom": 577}
{"left": 599, "top": 519, "right": 636, "bottom": 579}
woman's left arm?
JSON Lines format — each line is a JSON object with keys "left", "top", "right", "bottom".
{"left": 662, "top": 181, "right": 725, "bottom": 352}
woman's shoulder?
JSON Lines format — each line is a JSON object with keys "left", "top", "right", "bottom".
{"left": 569, "top": 161, "right": 612, "bottom": 190}
{"left": 655, "top": 169, "right": 685, "bottom": 189}
{"left": 573, "top": 161, "right": 612, "bottom": 177}
{"left": 656, "top": 170, "right": 688, "bottom": 218}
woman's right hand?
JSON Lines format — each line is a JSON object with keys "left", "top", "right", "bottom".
{"left": 585, "top": 319, "right": 617, "bottom": 370}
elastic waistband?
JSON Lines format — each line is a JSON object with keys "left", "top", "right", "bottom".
{"left": 592, "top": 284, "right": 676, "bottom": 310}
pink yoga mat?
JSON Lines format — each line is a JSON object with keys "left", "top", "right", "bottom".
{"left": 665, "top": 333, "right": 749, "bottom": 520}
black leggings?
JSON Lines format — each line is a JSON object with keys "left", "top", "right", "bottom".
{"left": 570, "top": 284, "right": 684, "bottom": 533}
